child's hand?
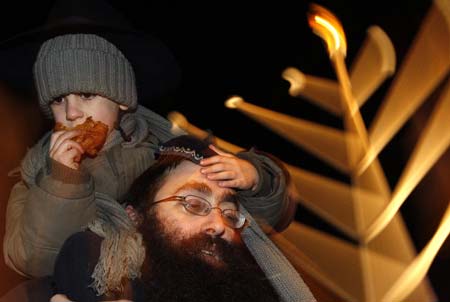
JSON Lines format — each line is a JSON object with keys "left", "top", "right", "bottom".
{"left": 49, "top": 130, "right": 85, "bottom": 170}
{"left": 200, "top": 145, "right": 259, "bottom": 190}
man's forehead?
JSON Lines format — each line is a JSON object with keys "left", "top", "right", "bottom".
{"left": 174, "top": 181, "right": 236, "bottom": 200}
{"left": 157, "top": 160, "right": 236, "bottom": 201}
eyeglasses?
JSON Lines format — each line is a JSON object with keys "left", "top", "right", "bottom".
{"left": 151, "top": 195, "right": 247, "bottom": 229}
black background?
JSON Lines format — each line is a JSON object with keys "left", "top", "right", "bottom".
{"left": 2, "top": 0, "right": 448, "bottom": 301}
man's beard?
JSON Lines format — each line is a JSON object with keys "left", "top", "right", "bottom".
{"left": 138, "top": 213, "right": 280, "bottom": 302}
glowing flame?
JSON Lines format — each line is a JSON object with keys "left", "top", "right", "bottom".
{"left": 168, "top": 111, "right": 189, "bottom": 128}
{"left": 282, "top": 67, "right": 306, "bottom": 96}
{"left": 308, "top": 3, "right": 347, "bottom": 58}
{"left": 225, "top": 96, "right": 244, "bottom": 109}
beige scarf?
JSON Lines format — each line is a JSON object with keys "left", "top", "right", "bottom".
{"left": 88, "top": 194, "right": 145, "bottom": 296}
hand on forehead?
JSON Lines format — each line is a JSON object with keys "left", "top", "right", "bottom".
{"left": 155, "top": 160, "right": 236, "bottom": 207}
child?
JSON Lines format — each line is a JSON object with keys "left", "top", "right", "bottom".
{"left": 2, "top": 8, "right": 294, "bottom": 279}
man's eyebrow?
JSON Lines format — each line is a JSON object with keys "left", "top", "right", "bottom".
{"left": 174, "top": 182, "right": 239, "bottom": 205}
{"left": 174, "top": 182, "right": 212, "bottom": 196}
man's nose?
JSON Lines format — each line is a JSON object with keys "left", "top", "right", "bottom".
{"left": 202, "top": 209, "right": 226, "bottom": 237}
{"left": 65, "top": 95, "right": 83, "bottom": 121}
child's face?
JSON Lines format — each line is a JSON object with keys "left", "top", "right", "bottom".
{"left": 50, "top": 93, "right": 127, "bottom": 134}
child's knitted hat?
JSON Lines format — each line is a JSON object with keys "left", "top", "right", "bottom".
{"left": 33, "top": 34, "right": 137, "bottom": 117}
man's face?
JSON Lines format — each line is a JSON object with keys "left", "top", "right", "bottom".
{"left": 138, "top": 160, "right": 280, "bottom": 301}
{"left": 50, "top": 93, "right": 126, "bottom": 135}
{"left": 151, "top": 160, "right": 242, "bottom": 266}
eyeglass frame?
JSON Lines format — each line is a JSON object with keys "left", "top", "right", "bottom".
{"left": 150, "top": 194, "right": 247, "bottom": 229}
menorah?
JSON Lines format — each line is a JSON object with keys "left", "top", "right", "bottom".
{"left": 169, "top": 1, "right": 449, "bottom": 301}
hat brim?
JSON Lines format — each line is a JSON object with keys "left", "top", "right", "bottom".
{"left": 0, "top": 21, "right": 181, "bottom": 110}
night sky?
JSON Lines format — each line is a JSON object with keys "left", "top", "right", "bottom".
{"left": 1, "top": 0, "right": 446, "bottom": 300}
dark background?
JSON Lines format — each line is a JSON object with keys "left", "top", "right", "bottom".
{"left": 1, "top": 0, "right": 448, "bottom": 301}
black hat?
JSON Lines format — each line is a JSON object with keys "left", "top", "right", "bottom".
{"left": 156, "top": 135, "right": 218, "bottom": 164}
{"left": 0, "top": 0, "right": 181, "bottom": 108}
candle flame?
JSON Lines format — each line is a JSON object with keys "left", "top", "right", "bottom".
{"left": 307, "top": 3, "right": 347, "bottom": 58}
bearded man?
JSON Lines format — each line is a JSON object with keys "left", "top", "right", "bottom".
{"left": 50, "top": 135, "right": 315, "bottom": 302}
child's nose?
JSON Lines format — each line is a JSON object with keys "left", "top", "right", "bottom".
{"left": 65, "top": 95, "right": 83, "bottom": 121}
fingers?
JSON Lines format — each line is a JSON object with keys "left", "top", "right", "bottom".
{"left": 200, "top": 153, "right": 236, "bottom": 167}
{"left": 200, "top": 159, "right": 250, "bottom": 189}
{"left": 49, "top": 131, "right": 84, "bottom": 170}
{"left": 204, "top": 170, "right": 236, "bottom": 180}
{"left": 200, "top": 156, "right": 241, "bottom": 176}
{"left": 50, "top": 139, "right": 84, "bottom": 158}
{"left": 50, "top": 130, "right": 81, "bottom": 152}
{"left": 205, "top": 171, "right": 248, "bottom": 189}
{"left": 200, "top": 150, "right": 258, "bottom": 190}
{"left": 50, "top": 139, "right": 84, "bottom": 170}
{"left": 49, "top": 131, "right": 65, "bottom": 150}
{"left": 200, "top": 162, "right": 227, "bottom": 174}
{"left": 216, "top": 179, "right": 242, "bottom": 188}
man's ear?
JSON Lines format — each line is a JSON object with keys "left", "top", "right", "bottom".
{"left": 125, "top": 205, "right": 142, "bottom": 226}
{"left": 119, "top": 104, "right": 129, "bottom": 111}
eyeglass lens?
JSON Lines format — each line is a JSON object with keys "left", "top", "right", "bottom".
{"left": 184, "top": 195, "right": 244, "bottom": 228}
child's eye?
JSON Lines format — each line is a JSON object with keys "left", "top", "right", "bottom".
{"left": 78, "top": 93, "right": 96, "bottom": 100}
{"left": 51, "top": 96, "right": 65, "bottom": 105}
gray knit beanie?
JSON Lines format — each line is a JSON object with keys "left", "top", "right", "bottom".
{"left": 33, "top": 34, "right": 137, "bottom": 117}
